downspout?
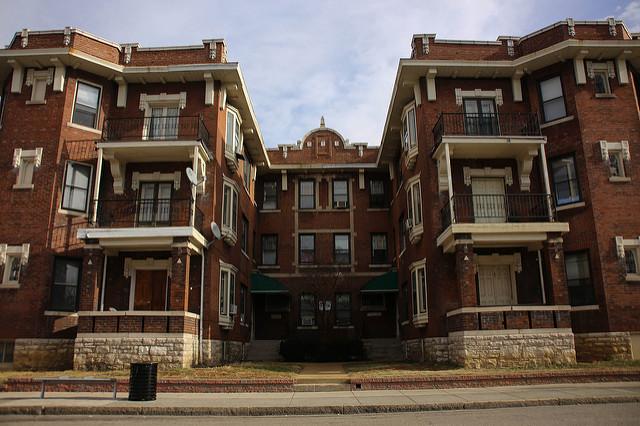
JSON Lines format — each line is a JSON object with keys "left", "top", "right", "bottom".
{"left": 99, "top": 254, "right": 108, "bottom": 311}
{"left": 537, "top": 250, "right": 547, "bottom": 305}
{"left": 199, "top": 245, "right": 206, "bottom": 365}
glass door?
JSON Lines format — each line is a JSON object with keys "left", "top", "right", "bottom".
{"left": 137, "top": 182, "right": 172, "bottom": 226}
{"left": 148, "top": 106, "right": 179, "bottom": 139}
{"left": 463, "top": 98, "right": 498, "bottom": 136}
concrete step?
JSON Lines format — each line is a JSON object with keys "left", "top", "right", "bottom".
{"left": 294, "top": 383, "right": 351, "bottom": 392}
{"left": 246, "top": 340, "right": 281, "bottom": 361}
{"left": 362, "top": 338, "right": 404, "bottom": 361}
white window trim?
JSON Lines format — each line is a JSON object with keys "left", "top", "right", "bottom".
{"left": 409, "top": 258, "right": 428, "bottom": 326}
{"left": 0, "top": 244, "right": 30, "bottom": 287}
{"left": 599, "top": 140, "right": 630, "bottom": 182}
{"left": 463, "top": 166, "right": 514, "bottom": 186}
{"left": 131, "top": 171, "right": 181, "bottom": 191}
{"left": 455, "top": 88, "right": 504, "bottom": 106}
{"left": 219, "top": 260, "right": 238, "bottom": 328}
{"left": 123, "top": 257, "right": 171, "bottom": 311}
{"left": 25, "top": 68, "right": 53, "bottom": 104}
{"left": 225, "top": 104, "right": 243, "bottom": 156}
{"left": 12, "top": 148, "right": 43, "bottom": 190}
{"left": 401, "top": 102, "right": 418, "bottom": 159}
{"left": 59, "top": 161, "right": 94, "bottom": 217}
{"left": 221, "top": 177, "right": 239, "bottom": 245}
{"left": 405, "top": 175, "right": 424, "bottom": 244}
{"left": 615, "top": 236, "right": 640, "bottom": 281}
{"left": 139, "top": 92, "right": 186, "bottom": 140}
{"left": 70, "top": 79, "right": 103, "bottom": 130}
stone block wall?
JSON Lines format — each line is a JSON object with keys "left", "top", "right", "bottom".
{"left": 201, "top": 339, "right": 246, "bottom": 366}
{"left": 73, "top": 334, "right": 198, "bottom": 370}
{"left": 423, "top": 337, "right": 449, "bottom": 363}
{"left": 448, "top": 331, "right": 576, "bottom": 368}
{"left": 574, "top": 332, "right": 632, "bottom": 361}
{"left": 13, "top": 339, "right": 75, "bottom": 370}
{"left": 403, "top": 338, "right": 423, "bottom": 361}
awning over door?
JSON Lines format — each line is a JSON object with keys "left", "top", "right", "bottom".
{"left": 360, "top": 271, "right": 398, "bottom": 293}
{"left": 250, "top": 272, "right": 289, "bottom": 294}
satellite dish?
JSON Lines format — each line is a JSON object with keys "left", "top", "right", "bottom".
{"left": 185, "top": 167, "right": 198, "bottom": 186}
{"left": 210, "top": 222, "right": 222, "bottom": 240}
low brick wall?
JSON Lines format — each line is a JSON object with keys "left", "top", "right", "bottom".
{"left": 73, "top": 333, "right": 198, "bottom": 370}
{"left": 574, "top": 332, "right": 632, "bottom": 362}
{"left": 13, "top": 339, "right": 75, "bottom": 370}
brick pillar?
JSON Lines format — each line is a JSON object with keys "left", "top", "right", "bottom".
{"left": 170, "top": 246, "right": 191, "bottom": 311}
{"left": 455, "top": 242, "right": 477, "bottom": 307}
{"left": 78, "top": 248, "right": 103, "bottom": 311}
{"left": 543, "top": 238, "right": 569, "bottom": 305}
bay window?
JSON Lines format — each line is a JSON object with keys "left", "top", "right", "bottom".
{"left": 410, "top": 261, "right": 428, "bottom": 325}
{"left": 406, "top": 177, "right": 423, "bottom": 243}
{"left": 225, "top": 106, "right": 242, "bottom": 155}
{"left": 219, "top": 264, "right": 237, "bottom": 327}
{"left": 222, "top": 180, "right": 239, "bottom": 244}
{"left": 401, "top": 103, "right": 417, "bottom": 151}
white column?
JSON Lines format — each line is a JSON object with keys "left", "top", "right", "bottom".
{"left": 191, "top": 147, "right": 199, "bottom": 227}
{"left": 91, "top": 148, "right": 104, "bottom": 224}
{"left": 445, "top": 143, "right": 455, "bottom": 223}
{"left": 539, "top": 143, "right": 554, "bottom": 220}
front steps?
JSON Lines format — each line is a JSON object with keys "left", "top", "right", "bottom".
{"left": 245, "top": 339, "right": 282, "bottom": 361}
{"left": 362, "top": 338, "right": 404, "bottom": 361}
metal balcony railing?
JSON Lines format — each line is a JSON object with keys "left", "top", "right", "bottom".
{"left": 440, "top": 193, "right": 554, "bottom": 230}
{"left": 94, "top": 198, "right": 203, "bottom": 230}
{"left": 101, "top": 115, "right": 211, "bottom": 151}
{"left": 432, "top": 112, "right": 541, "bottom": 152}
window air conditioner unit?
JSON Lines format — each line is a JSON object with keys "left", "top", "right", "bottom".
{"left": 335, "top": 200, "right": 348, "bottom": 209}
{"left": 301, "top": 317, "right": 314, "bottom": 326}
{"left": 229, "top": 304, "right": 238, "bottom": 315}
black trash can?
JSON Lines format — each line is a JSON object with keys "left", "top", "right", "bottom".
{"left": 128, "top": 362, "right": 158, "bottom": 401}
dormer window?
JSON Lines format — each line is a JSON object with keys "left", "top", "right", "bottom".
{"left": 401, "top": 102, "right": 417, "bottom": 151}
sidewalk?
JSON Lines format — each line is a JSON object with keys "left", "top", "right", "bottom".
{"left": 0, "top": 382, "right": 638, "bottom": 416}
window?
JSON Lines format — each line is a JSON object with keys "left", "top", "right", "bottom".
{"left": 401, "top": 103, "right": 417, "bottom": 151}
{"left": 332, "top": 179, "right": 349, "bottom": 208}
{"left": 262, "top": 234, "right": 278, "bottom": 265}
{"left": 50, "top": 258, "right": 81, "bottom": 311}
{"left": 300, "top": 293, "right": 316, "bottom": 326}
{"left": 27, "top": 69, "right": 51, "bottom": 104}
{"left": 371, "top": 234, "right": 388, "bottom": 264}
{"left": 594, "top": 71, "right": 611, "bottom": 95}
{"left": 334, "top": 234, "right": 350, "bottom": 265}
{"left": 148, "top": 106, "right": 179, "bottom": 139}
{"left": 137, "top": 182, "right": 172, "bottom": 225}
{"left": 335, "top": 293, "right": 351, "bottom": 326}
{"left": 463, "top": 98, "right": 498, "bottom": 136}
{"left": 551, "top": 155, "right": 581, "bottom": 206}
{"left": 398, "top": 214, "right": 407, "bottom": 253}
{"left": 222, "top": 181, "right": 239, "bottom": 242}
{"left": 219, "top": 266, "right": 236, "bottom": 324}
{"left": 241, "top": 216, "right": 249, "bottom": 253}
{"left": 407, "top": 179, "right": 423, "bottom": 227}
{"left": 242, "top": 154, "right": 252, "bottom": 190}
{"left": 565, "top": 251, "right": 595, "bottom": 306}
{"left": 625, "top": 250, "right": 638, "bottom": 275}
{"left": 61, "top": 162, "right": 92, "bottom": 213}
{"left": 361, "top": 293, "right": 386, "bottom": 311}
{"left": 263, "top": 181, "right": 277, "bottom": 210}
{"left": 616, "top": 237, "right": 640, "bottom": 280}
{"left": 299, "top": 234, "right": 315, "bottom": 265}
{"left": 410, "top": 262, "right": 428, "bottom": 324}
{"left": 225, "top": 106, "right": 242, "bottom": 155}
{"left": 369, "top": 180, "right": 387, "bottom": 208}
{"left": 539, "top": 76, "right": 566, "bottom": 122}
{"left": 12, "top": 148, "right": 42, "bottom": 190}
{"left": 72, "top": 82, "right": 101, "bottom": 128}
{"left": 299, "top": 180, "right": 315, "bottom": 209}
{"left": 239, "top": 285, "right": 247, "bottom": 324}
{"left": 0, "top": 341, "right": 14, "bottom": 363}
{"left": 0, "top": 244, "right": 29, "bottom": 286}
{"left": 609, "top": 151, "right": 626, "bottom": 178}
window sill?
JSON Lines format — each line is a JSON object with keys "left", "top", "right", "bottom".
{"left": 570, "top": 304, "right": 600, "bottom": 312}
{"left": 297, "top": 325, "right": 318, "bottom": 330}
{"left": 67, "top": 122, "right": 102, "bottom": 135}
{"left": 412, "top": 314, "right": 428, "bottom": 327}
{"left": 221, "top": 228, "right": 237, "bottom": 246}
{"left": 609, "top": 176, "right": 631, "bottom": 183}
{"left": 257, "top": 265, "right": 280, "bottom": 270}
{"left": 556, "top": 201, "right": 585, "bottom": 212}
{"left": 219, "top": 315, "right": 234, "bottom": 329}
{"left": 58, "top": 208, "right": 88, "bottom": 218}
{"left": 0, "top": 283, "right": 20, "bottom": 289}
{"left": 369, "top": 264, "right": 392, "bottom": 268}
{"left": 360, "top": 307, "right": 386, "bottom": 312}
{"left": 259, "top": 209, "right": 281, "bottom": 213}
{"left": 367, "top": 208, "right": 390, "bottom": 212}
{"left": 540, "top": 115, "right": 574, "bottom": 129}
{"left": 332, "top": 325, "right": 354, "bottom": 329}
{"left": 44, "top": 311, "right": 78, "bottom": 317}
{"left": 626, "top": 273, "right": 640, "bottom": 282}
{"left": 12, "top": 183, "right": 34, "bottom": 190}
{"left": 595, "top": 93, "right": 616, "bottom": 99}
{"left": 409, "top": 224, "right": 424, "bottom": 244}
{"left": 25, "top": 100, "right": 46, "bottom": 105}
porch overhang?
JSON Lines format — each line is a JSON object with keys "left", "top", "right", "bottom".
{"left": 432, "top": 136, "right": 545, "bottom": 160}
{"left": 361, "top": 271, "right": 398, "bottom": 293}
{"left": 77, "top": 226, "right": 207, "bottom": 253}
{"left": 98, "top": 140, "right": 211, "bottom": 163}
{"left": 437, "top": 222, "right": 570, "bottom": 253}
{"left": 250, "top": 272, "right": 289, "bottom": 294}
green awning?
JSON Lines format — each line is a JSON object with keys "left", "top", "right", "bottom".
{"left": 250, "top": 272, "right": 289, "bottom": 294}
{"left": 361, "top": 271, "right": 398, "bottom": 293}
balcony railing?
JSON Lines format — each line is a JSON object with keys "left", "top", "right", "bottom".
{"left": 102, "top": 115, "right": 211, "bottom": 151}
{"left": 94, "top": 198, "right": 203, "bottom": 231}
{"left": 432, "top": 112, "right": 541, "bottom": 151}
{"left": 441, "top": 193, "right": 554, "bottom": 230}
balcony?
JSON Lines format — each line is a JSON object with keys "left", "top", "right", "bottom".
{"left": 102, "top": 115, "right": 210, "bottom": 148}
{"left": 437, "top": 193, "right": 569, "bottom": 253}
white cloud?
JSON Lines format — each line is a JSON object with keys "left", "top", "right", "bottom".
{"left": 621, "top": 0, "right": 640, "bottom": 31}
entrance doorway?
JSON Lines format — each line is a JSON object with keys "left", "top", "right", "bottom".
{"left": 132, "top": 269, "right": 169, "bottom": 310}
{"left": 477, "top": 264, "right": 516, "bottom": 306}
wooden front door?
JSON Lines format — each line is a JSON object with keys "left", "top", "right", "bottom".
{"left": 134, "top": 269, "right": 169, "bottom": 310}
{"left": 471, "top": 177, "right": 506, "bottom": 223}
{"left": 477, "top": 264, "right": 513, "bottom": 306}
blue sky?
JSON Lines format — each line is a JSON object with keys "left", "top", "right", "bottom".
{"left": 1, "top": 0, "right": 637, "bottom": 147}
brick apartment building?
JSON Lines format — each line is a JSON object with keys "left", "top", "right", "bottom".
{"left": 0, "top": 18, "right": 639, "bottom": 369}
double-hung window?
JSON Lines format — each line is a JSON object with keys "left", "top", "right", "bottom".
{"left": 148, "top": 106, "right": 179, "bottom": 139}
{"left": 410, "top": 262, "right": 428, "bottom": 325}
{"left": 61, "top": 162, "right": 92, "bottom": 213}
{"left": 72, "top": 82, "right": 101, "bottom": 128}
{"left": 539, "top": 76, "right": 566, "bottom": 122}
{"left": 0, "top": 244, "right": 29, "bottom": 287}
{"left": 565, "top": 251, "right": 595, "bottom": 306}
{"left": 226, "top": 106, "right": 242, "bottom": 155}
{"left": 334, "top": 234, "right": 350, "bottom": 265}
{"left": 299, "top": 180, "right": 315, "bottom": 209}
{"left": 609, "top": 150, "right": 627, "bottom": 178}
{"left": 369, "top": 180, "right": 387, "bottom": 208}
{"left": 219, "top": 266, "right": 236, "bottom": 325}
{"left": 617, "top": 237, "right": 640, "bottom": 280}
{"left": 335, "top": 293, "right": 352, "bottom": 326}
{"left": 50, "top": 257, "right": 82, "bottom": 311}
{"left": 300, "top": 293, "right": 316, "bottom": 326}
{"left": 299, "top": 234, "right": 315, "bottom": 265}
{"left": 401, "top": 103, "right": 417, "bottom": 151}
{"left": 239, "top": 285, "right": 247, "bottom": 324}
{"left": 398, "top": 214, "right": 407, "bottom": 253}
{"left": 594, "top": 70, "right": 611, "bottom": 95}
{"left": 551, "top": 155, "right": 581, "bottom": 206}
{"left": 371, "top": 234, "right": 388, "bottom": 264}
{"left": 332, "top": 179, "right": 349, "bottom": 208}
{"left": 241, "top": 216, "right": 249, "bottom": 253}
{"left": 263, "top": 181, "right": 278, "bottom": 210}
{"left": 243, "top": 153, "right": 252, "bottom": 190}
{"left": 138, "top": 182, "right": 172, "bottom": 225}
{"left": 407, "top": 179, "right": 423, "bottom": 229}
{"left": 262, "top": 235, "right": 278, "bottom": 265}
{"left": 222, "top": 181, "right": 239, "bottom": 242}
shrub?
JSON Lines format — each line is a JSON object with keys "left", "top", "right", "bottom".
{"left": 279, "top": 336, "right": 364, "bottom": 362}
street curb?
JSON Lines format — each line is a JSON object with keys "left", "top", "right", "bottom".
{"left": 0, "top": 395, "right": 638, "bottom": 416}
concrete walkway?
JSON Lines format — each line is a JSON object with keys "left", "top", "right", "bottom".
{"left": 0, "top": 382, "right": 639, "bottom": 416}
{"left": 296, "top": 363, "right": 350, "bottom": 390}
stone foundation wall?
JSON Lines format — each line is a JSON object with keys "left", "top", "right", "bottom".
{"left": 13, "top": 339, "right": 75, "bottom": 370}
{"left": 449, "top": 330, "right": 576, "bottom": 368}
{"left": 201, "top": 339, "right": 246, "bottom": 366}
{"left": 403, "top": 339, "right": 423, "bottom": 361}
{"left": 423, "top": 337, "right": 449, "bottom": 363}
{"left": 574, "top": 332, "right": 632, "bottom": 362}
{"left": 73, "top": 333, "right": 198, "bottom": 370}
